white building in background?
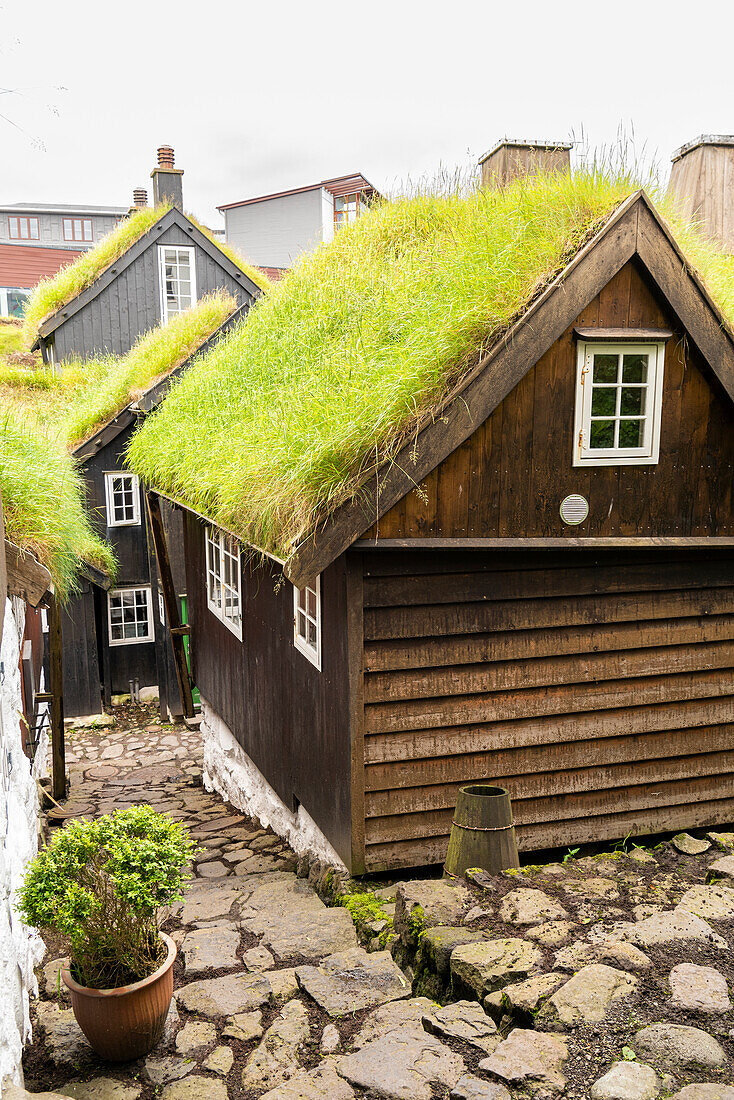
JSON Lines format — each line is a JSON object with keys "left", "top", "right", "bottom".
{"left": 217, "top": 172, "right": 379, "bottom": 275}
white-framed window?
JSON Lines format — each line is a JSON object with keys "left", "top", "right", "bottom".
{"left": 293, "top": 577, "right": 321, "bottom": 670}
{"left": 574, "top": 341, "right": 665, "bottom": 467}
{"left": 8, "top": 216, "right": 39, "bottom": 240}
{"left": 108, "top": 587, "right": 154, "bottom": 645}
{"left": 63, "top": 217, "right": 93, "bottom": 242}
{"left": 205, "top": 526, "right": 242, "bottom": 639}
{"left": 158, "top": 245, "right": 197, "bottom": 321}
{"left": 104, "top": 472, "right": 141, "bottom": 527}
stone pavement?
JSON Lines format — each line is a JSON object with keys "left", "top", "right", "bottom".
{"left": 18, "top": 703, "right": 734, "bottom": 1100}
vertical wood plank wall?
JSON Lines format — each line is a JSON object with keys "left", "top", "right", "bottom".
{"left": 360, "top": 549, "right": 734, "bottom": 871}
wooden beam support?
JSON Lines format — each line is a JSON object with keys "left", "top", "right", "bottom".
{"left": 145, "top": 491, "right": 195, "bottom": 719}
{"left": 48, "top": 594, "right": 66, "bottom": 802}
{"left": 353, "top": 537, "right": 734, "bottom": 550}
{"left": 5, "top": 539, "right": 53, "bottom": 607}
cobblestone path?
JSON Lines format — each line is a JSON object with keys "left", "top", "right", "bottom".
{"left": 16, "top": 704, "right": 734, "bottom": 1100}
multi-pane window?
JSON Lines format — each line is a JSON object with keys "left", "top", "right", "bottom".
{"left": 108, "top": 587, "right": 153, "bottom": 645}
{"left": 63, "top": 217, "right": 93, "bottom": 242}
{"left": 158, "top": 246, "right": 196, "bottom": 321}
{"left": 334, "top": 192, "right": 366, "bottom": 230}
{"left": 574, "top": 342, "right": 665, "bottom": 467}
{"left": 8, "top": 216, "right": 39, "bottom": 240}
{"left": 293, "top": 578, "right": 321, "bottom": 669}
{"left": 206, "top": 526, "right": 242, "bottom": 639}
{"left": 104, "top": 472, "right": 140, "bottom": 527}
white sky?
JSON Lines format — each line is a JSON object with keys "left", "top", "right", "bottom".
{"left": 1, "top": 0, "right": 732, "bottom": 228}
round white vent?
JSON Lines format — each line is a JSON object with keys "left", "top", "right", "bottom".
{"left": 560, "top": 494, "right": 589, "bottom": 525}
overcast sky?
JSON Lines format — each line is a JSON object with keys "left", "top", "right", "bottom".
{"left": 2, "top": 0, "right": 732, "bottom": 227}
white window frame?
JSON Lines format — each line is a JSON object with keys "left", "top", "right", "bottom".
{"left": 158, "top": 245, "right": 197, "bottom": 322}
{"left": 104, "top": 471, "right": 141, "bottom": 527}
{"left": 205, "top": 526, "right": 242, "bottom": 640}
{"left": 573, "top": 341, "right": 665, "bottom": 467}
{"left": 108, "top": 586, "right": 154, "bottom": 646}
{"left": 293, "top": 577, "right": 321, "bottom": 670}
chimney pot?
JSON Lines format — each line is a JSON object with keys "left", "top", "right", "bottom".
{"left": 151, "top": 146, "right": 183, "bottom": 208}
{"left": 133, "top": 188, "right": 148, "bottom": 208}
{"left": 479, "top": 138, "right": 572, "bottom": 189}
{"left": 157, "top": 145, "right": 175, "bottom": 169}
{"left": 668, "top": 135, "right": 734, "bottom": 252}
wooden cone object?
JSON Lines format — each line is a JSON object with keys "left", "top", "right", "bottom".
{"left": 444, "top": 784, "right": 520, "bottom": 879}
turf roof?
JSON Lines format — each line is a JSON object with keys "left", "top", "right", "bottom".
{"left": 126, "top": 168, "right": 734, "bottom": 562}
{"left": 21, "top": 204, "right": 268, "bottom": 343}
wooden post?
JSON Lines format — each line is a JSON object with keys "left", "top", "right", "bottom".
{"left": 48, "top": 593, "right": 66, "bottom": 801}
{"left": 145, "top": 491, "right": 195, "bottom": 719}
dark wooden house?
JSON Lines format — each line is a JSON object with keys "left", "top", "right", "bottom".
{"left": 145, "top": 184, "right": 734, "bottom": 874}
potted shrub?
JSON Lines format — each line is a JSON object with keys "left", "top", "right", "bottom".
{"left": 18, "top": 804, "right": 196, "bottom": 1061}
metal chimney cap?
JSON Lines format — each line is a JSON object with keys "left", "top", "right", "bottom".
{"left": 157, "top": 145, "right": 175, "bottom": 168}
{"left": 671, "top": 135, "right": 734, "bottom": 163}
{"left": 132, "top": 188, "right": 148, "bottom": 207}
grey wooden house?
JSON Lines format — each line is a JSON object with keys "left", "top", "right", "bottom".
{"left": 32, "top": 147, "right": 260, "bottom": 365}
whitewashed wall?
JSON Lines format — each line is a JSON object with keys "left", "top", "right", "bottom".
{"left": 0, "top": 597, "right": 47, "bottom": 1089}
{"left": 223, "top": 188, "right": 325, "bottom": 269}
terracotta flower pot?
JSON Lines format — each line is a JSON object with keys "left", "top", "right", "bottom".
{"left": 62, "top": 932, "right": 176, "bottom": 1061}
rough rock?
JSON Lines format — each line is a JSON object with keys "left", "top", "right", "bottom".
{"left": 196, "top": 860, "right": 229, "bottom": 878}
{"left": 633, "top": 1024, "right": 727, "bottom": 1071}
{"left": 708, "top": 855, "right": 734, "bottom": 882}
{"left": 175, "top": 1020, "right": 216, "bottom": 1054}
{"left": 418, "top": 925, "right": 486, "bottom": 976}
{"left": 269, "top": 967, "right": 300, "bottom": 1002}
{"left": 562, "top": 875, "right": 620, "bottom": 900}
{"left": 244, "top": 945, "right": 275, "bottom": 970}
{"left": 296, "top": 947, "right": 410, "bottom": 1015}
{"left": 706, "top": 832, "right": 734, "bottom": 851}
{"left": 43, "top": 956, "right": 69, "bottom": 999}
{"left": 553, "top": 941, "right": 597, "bottom": 972}
{"left": 537, "top": 965, "right": 637, "bottom": 1029}
{"left": 626, "top": 848, "right": 657, "bottom": 864}
{"left": 669, "top": 1088, "right": 734, "bottom": 1099}
{"left": 353, "top": 998, "right": 438, "bottom": 1047}
{"left": 320, "top": 1023, "right": 340, "bottom": 1054}
{"left": 179, "top": 883, "right": 241, "bottom": 923}
{"left": 501, "top": 972, "right": 566, "bottom": 1021}
{"left": 498, "top": 888, "right": 568, "bottom": 926}
{"left": 677, "top": 884, "right": 734, "bottom": 921}
{"left": 203, "top": 1045, "right": 235, "bottom": 1076}
{"left": 34, "top": 1002, "right": 95, "bottom": 1068}
{"left": 160, "top": 1078, "right": 228, "bottom": 1100}
{"left": 670, "top": 963, "right": 732, "bottom": 1014}
{"left": 143, "top": 1056, "right": 194, "bottom": 1086}
{"left": 526, "top": 920, "right": 575, "bottom": 946}
{"left": 598, "top": 941, "right": 651, "bottom": 972}
{"left": 479, "top": 1029, "right": 568, "bottom": 1096}
{"left": 464, "top": 906, "right": 492, "bottom": 924}
{"left": 182, "top": 926, "right": 240, "bottom": 975}
{"left": 394, "top": 880, "right": 471, "bottom": 945}
{"left": 336, "top": 1025, "right": 464, "bottom": 1100}
{"left": 451, "top": 1076, "right": 511, "bottom": 1100}
{"left": 628, "top": 909, "right": 728, "bottom": 949}
{"left": 260, "top": 1061, "right": 355, "bottom": 1099}
{"left": 422, "top": 1000, "right": 499, "bottom": 1054}
{"left": 176, "top": 972, "right": 271, "bottom": 1016}
{"left": 238, "top": 878, "right": 357, "bottom": 957}
{"left": 222, "top": 1009, "right": 263, "bottom": 1042}
{"left": 450, "top": 938, "right": 542, "bottom": 996}
{"left": 58, "top": 1081, "right": 141, "bottom": 1100}
{"left": 589, "top": 1061, "right": 660, "bottom": 1100}
{"left": 242, "top": 1000, "right": 311, "bottom": 1092}
{"left": 673, "top": 833, "right": 711, "bottom": 855}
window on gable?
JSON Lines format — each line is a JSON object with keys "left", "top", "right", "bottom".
{"left": 108, "top": 587, "right": 153, "bottom": 645}
{"left": 574, "top": 342, "right": 665, "bottom": 467}
{"left": 63, "top": 217, "right": 93, "bottom": 242}
{"left": 293, "top": 577, "right": 321, "bottom": 669}
{"left": 104, "top": 472, "right": 141, "bottom": 527}
{"left": 158, "top": 245, "right": 197, "bottom": 321}
{"left": 9, "top": 216, "right": 39, "bottom": 240}
{"left": 205, "top": 526, "right": 242, "bottom": 639}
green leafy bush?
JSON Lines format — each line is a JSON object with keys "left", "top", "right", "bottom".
{"left": 18, "top": 806, "right": 196, "bottom": 989}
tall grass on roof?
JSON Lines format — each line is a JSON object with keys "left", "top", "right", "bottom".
{"left": 22, "top": 206, "right": 268, "bottom": 344}
{"left": 0, "top": 418, "right": 115, "bottom": 598}
{"left": 127, "top": 166, "right": 734, "bottom": 561}
{"left": 2, "top": 292, "right": 236, "bottom": 447}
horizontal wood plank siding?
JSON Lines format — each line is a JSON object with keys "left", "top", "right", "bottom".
{"left": 360, "top": 548, "right": 734, "bottom": 871}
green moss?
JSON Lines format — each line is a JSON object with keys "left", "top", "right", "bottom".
{"left": 408, "top": 902, "right": 426, "bottom": 940}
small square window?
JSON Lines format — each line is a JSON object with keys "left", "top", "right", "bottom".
{"left": 108, "top": 587, "right": 153, "bottom": 645}
{"left": 104, "top": 472, "right": 140, "bottom": 526}
{"left": 574, "top": 341, "right": 665, "bottom": 467}
{"left": 293, "top": 578, "right": 321, "bottom": 669}
{"left": 205, "top": 526, "right": 242, "bottom": 639}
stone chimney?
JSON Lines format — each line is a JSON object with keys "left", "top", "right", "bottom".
{"left": 151, "top": 145, "right": 183, "bottom": 208}
{"left": 668, "top": 135, "right": 734, "bottom": 252}
{"left": 479, "top": 139, "right": 572, "bottom": 189}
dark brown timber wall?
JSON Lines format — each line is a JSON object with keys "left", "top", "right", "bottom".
{"left": 363, "top": 260, "right": 734, "bottom": 540}
{"left": 184, "top": 513, "right": 353, "bottom": 865}
{"left": 361, "top": 548, "right": 734, "bottom": 872}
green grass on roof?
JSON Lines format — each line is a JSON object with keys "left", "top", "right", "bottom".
{"left": 0, "top": 418, "right": 116, "bottom": 598}
{"left": 21, "top": 205, "right": 268, "bottom": 344}
{"left": 0, "top": 320, "right": 24, "bottom": 357}
{"left": 2, "top": 292, "right": 236, "bottom": 448}
{"left": 126, "top": 167, "right": 734, "bottom": 561}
